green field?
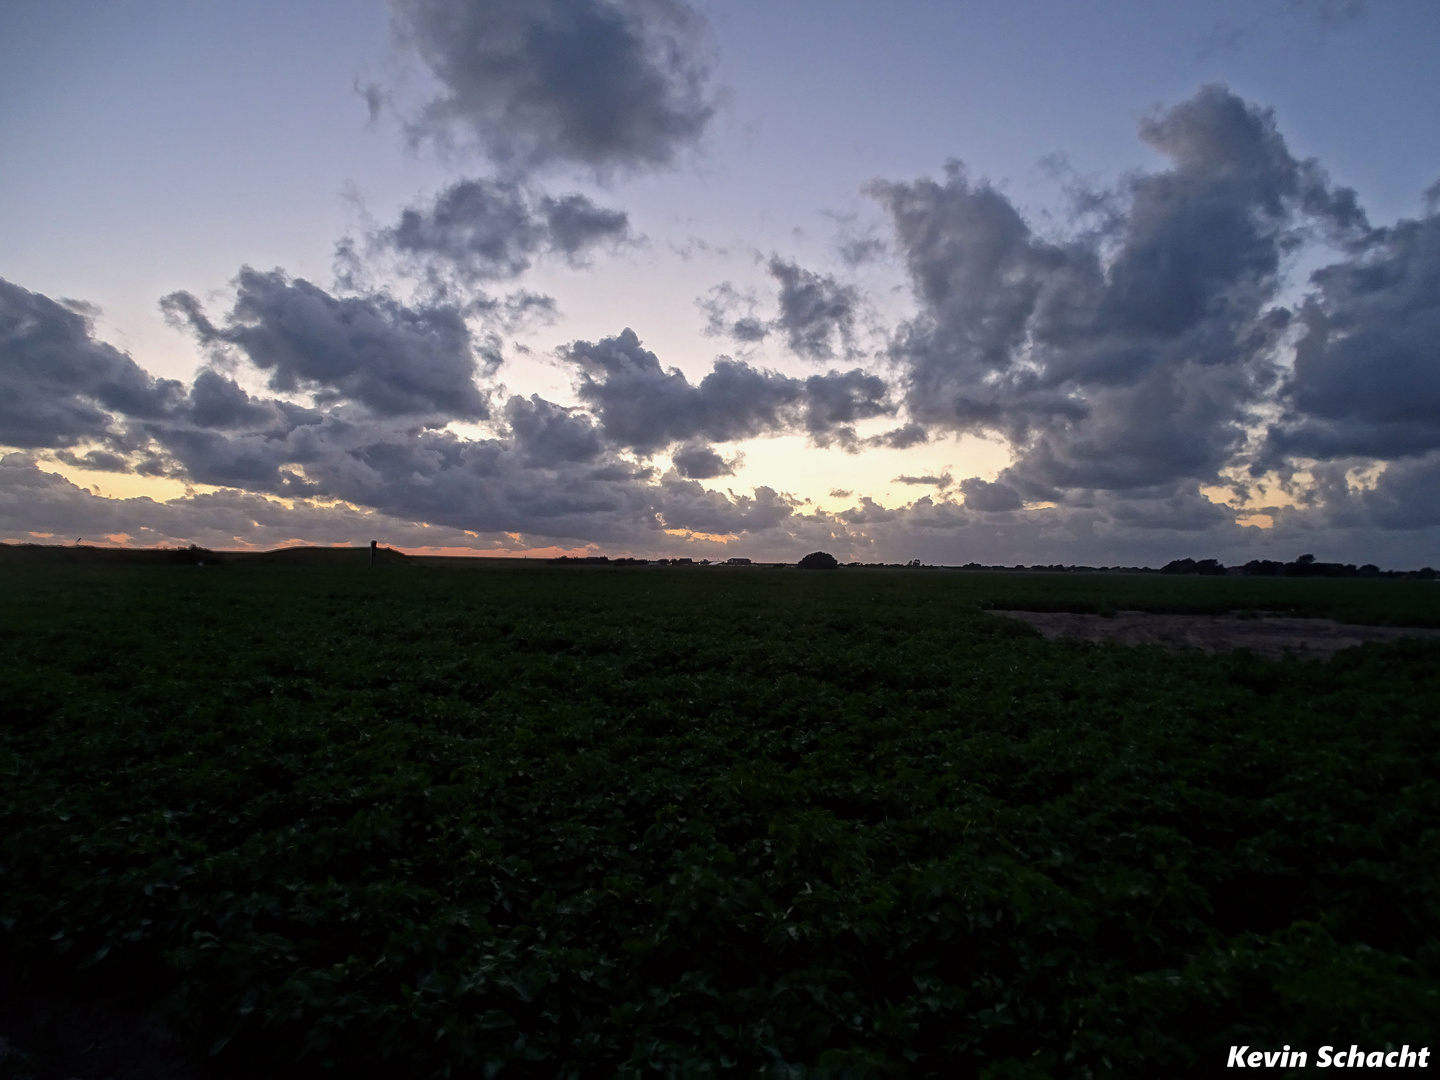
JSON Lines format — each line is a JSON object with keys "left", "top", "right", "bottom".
{"left": 1, "top": 560, "right": 1437, "bottom": 1077}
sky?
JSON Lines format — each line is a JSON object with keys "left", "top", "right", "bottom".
{"left": 2, "top": 0, "right": 1439, "bottom": 565}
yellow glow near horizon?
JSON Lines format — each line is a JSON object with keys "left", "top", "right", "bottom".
{"left": 34, "top": 455, "right": 225, "bottom": 503}
{"left": 709, "top": 429, "right": 1013, "bottom": 512}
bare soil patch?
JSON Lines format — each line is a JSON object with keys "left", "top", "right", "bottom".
{"left": 991, "top": 609, "right": 1440, "bottom": 660}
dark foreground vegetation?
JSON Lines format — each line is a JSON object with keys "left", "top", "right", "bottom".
{"left": 1, "top": 557, "right": 1437, "bottom": 1077}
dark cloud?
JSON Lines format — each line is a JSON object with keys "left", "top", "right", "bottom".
{"left": 959, "top": 477, "right": 1022, "bottom": 512}
{"left": 378, "top": 178, "right": 630, "bottom": 283}
{"left": 542, "top": 193, "right": 631, "bottom": 257}
{"left": 162, "top": 268, "right": 491, "bottom": 419}
{"left": 504, "top": 394, "right": 603, "bottom": 467}
{"left": 799, "top": 368, "right": 890, "bottom": 439}
{"left": 767, "top": 257, "right": 858, "bottom": 361}
{"left": 566, "top": 328, "right": 891, "bottom": 453}
{"left": 53, "top": 448, "right": 131, "bottom": 472}
{"left": 391, "top": 0, "right": 715, "bottom": 173}
{"left": 382, "top": 178, "right": 541, "bottom": 280}
{"left": 895, "top": 473, "right": 952, "bottom": 488}
{"left": 864, "top": 422, "right": 929, "bottom": 450}
{"left": 185, "top": 369, "right": 291, "bottom": 431}
{"left": 1265, "top": 206, "right": 1440, "bottom": 462}
{"left": 1099, "top": 483, "right": 1234, "bottom": 531}
{"left": 728, "top": 318, "right": 769, "bottom": 343}
{"left": 671, "top": 442, "right": 736, "bottom": 479}
{"left": 698, "top": 260, "right": 861, "bottom": 359}
{"left": 1359, "top": 452, "right": 1440, "bottom": 529}
{"left": 0, "top": 278, "right": 183, "bottom": 450}
{"left": 653, "top": 478, "right": 796, "bottom": 536}
{"left": 874, "top": 84, "right": 1363, "bottom": 498}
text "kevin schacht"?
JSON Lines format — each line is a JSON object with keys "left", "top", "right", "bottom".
{"left": 1229, "top": 1045, "right": 1430, "bottom": 1068}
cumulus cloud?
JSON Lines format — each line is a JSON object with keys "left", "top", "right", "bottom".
{"left": 391, "top": 0, "right": 716, "bottom": 174}
{"left": 504, "top": 393, "right": 604, "bottom": 467}
{"left": 565, "top": 328, "right": 891, "bottom": 453}
{"left": 873, "top": 84, "right": 1367, "bottom": 502}
{"left": 377, "top": 177, "right": 630, "bottom": 284}
{"left": 698, "top": 259, "right": 860, "bottom": 360}
{"left": 162, "top": 268, "right": 492, "bottom": 419}
{"left": 671, "top": 442, "right": 738, "bottom": 479}
{"left": 767, "top": 257, "right": 858, "bottom": 360}
{"left": 1265, "top": 205, "right": 1440, "bottom": 461}
{"left": 0, "top": 278, "right": 184, "bottom": 449}
{"left": 959, "top": 477, "right": 1022, "bottom": 512}
{"left": 0, "top": 285, "right": 878, "bottom": 554}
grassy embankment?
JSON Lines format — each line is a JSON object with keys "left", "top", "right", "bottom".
{"left": 1, "top": 556, "right": 1437, "bottom": 1076}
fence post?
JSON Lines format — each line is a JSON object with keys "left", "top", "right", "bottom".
{"left": 370, "top": 539, "right": 377, "bottom": 566}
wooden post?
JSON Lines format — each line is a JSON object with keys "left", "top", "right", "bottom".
{"left": 370, "top": 539, "right": 377, "bottom": 566}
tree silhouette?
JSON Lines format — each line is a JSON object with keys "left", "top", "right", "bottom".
{"left": 797, "top": 551, "right": 838, "bottom": 569}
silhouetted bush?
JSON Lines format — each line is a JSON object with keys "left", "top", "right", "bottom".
{"left": 798, "top": 551, "right": 839, "bottom": 569}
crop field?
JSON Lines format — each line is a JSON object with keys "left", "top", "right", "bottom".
{"left": 1, "top": 559, "right": 1437, "bottom": 1077}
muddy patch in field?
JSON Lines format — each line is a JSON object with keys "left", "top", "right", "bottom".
{"left": 990, "top": 610, "right": 1440, "bottom": 660}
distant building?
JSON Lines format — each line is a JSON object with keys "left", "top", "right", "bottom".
{"left": 724, "top": 557, "right": 752, "bottom": 565}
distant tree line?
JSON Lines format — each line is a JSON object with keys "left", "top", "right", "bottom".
{"left": 1241, "top": 553, "right": 1435, "bottom": 579}
{"left": 1159, "top": 558, "right": 1227, "bottom": 576}
{"left": 546, "top": 551, "right": 1439, "bottom": 577}
{"left": 1158, "top": 553, "right": 1437, "bottom": 579}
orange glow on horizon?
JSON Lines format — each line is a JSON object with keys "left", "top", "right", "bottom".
{"left": 662, "top": 527, "right": 733, "bottom": 544}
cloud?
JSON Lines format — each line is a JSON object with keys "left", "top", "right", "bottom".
{"left": 11, "top": 75, "right": 1440, "bottom": 566}
{"left": 0, "top": 278, "right": 184, "bottom": 450}
{"left": 767, "top": 257, "right": 858, "bottom": 361}
{"left": 504, "top": 393, "right": 604, "bottom": 467}
{"left": 391, "top": 0, "right": 716, "bottom": 174}
{"left": 697, "top": 282, "right": 768, "bottom": 343}
{"left": 161, "top": 268, "right": 492, "bottom": 419}
{"left": 0, "top": 451, "right": 482, "bottom": 551}
{"left": 671, "top": 442, "right": 738, "bottom": 479}
{"left": 1359, "top": 452, "right": 1440, "bottom": 529}
{"left": 542, "top": 192, "right": 632, "bottom": 257}
{"left": 1265, "top": 204, "right": 1440, "bottom": 462}
{"left": 652, "top": 477, "right": 796, "bottom": 536}
{"left": 864, "top": 422, "right": 929, "bottom": 450}
{"left": 959, "top": 477, "right": 1021, "bottom": 511}
{"left": 873, "top": 84, "right": 1366, "bottom": 501}
{"left": 698, "top": 259, "right": 861, "bottom": 360}
{"left": 565, "top": 328, "right": 892, "bottom": 453}
{"left": 356, "top": 79, "right": 388, "bottom": 124}
{"left": 377, "top": 178, "right": 630, "bottom": 284}
{"left": 895, "top": 472, "right": 952, "bottom": 488}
